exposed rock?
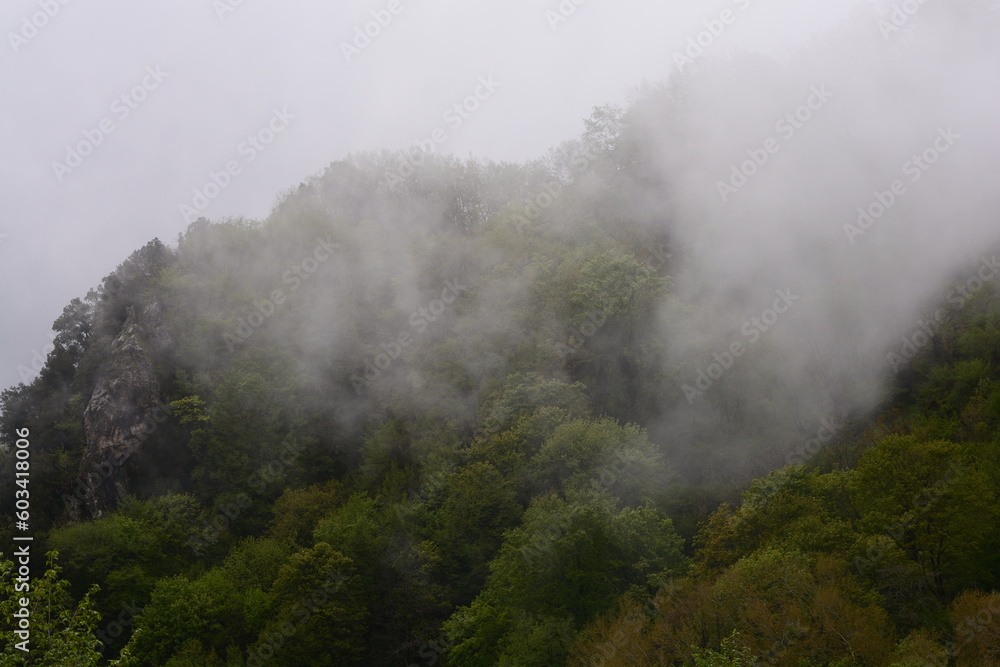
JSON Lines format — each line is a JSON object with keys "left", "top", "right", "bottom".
{"left": 141, "top": 299, "right": 176, "bottom": 358}
{"left": 71, "top": 302, "right": 173, "bottom": 519}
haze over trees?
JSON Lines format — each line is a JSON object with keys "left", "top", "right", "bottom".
{"left": 2, "top": 1, "right": 1000, "bottom": 664}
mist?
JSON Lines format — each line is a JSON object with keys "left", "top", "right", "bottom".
{"left": 0, "top": 0, "right": 860, "bottom": 393}
{"left": 4, "top": 0, "right": 999, "bottom": 485}
{"left": 636, "top": 0, "right": 1000, "bottom": 481}
{"left": 4, "top": 2, "right": 1000, "bottom": 664}
{"left": 270, "top": 0, "right": 1000, "bottom": 485}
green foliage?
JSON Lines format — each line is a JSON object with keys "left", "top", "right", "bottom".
{"left": 312, "top": 492, "right": 450, "bottom": 663}
{"left": 114, "top": 574, "right": 216, "bottom": 665}
{"left": 265, "top": 482, "right": 342, "bottom": 548}
{"left": 693, "top": 467, "right": 857, "bottom": 574}
{"left": 169, "top": 395, "right": 210, "bottom": 425}
{"left": 478, "top": 373, "right": 590, "bottom": 439}
{"left": 358, "top": 417, "right": 461, "bottom": 496}
{"left": 112, "top": 537, "right": 291, "bottom": 665}
{"left": 0, "top": 551, "right": 102, "bottom": 666}
{"left": 312, "top": 493, "right": 387, "bottom": 573}
{"left": 185, "top": 349, "right": 311, "bottom": 503}
{"left": 852, "top": 435, "right": 999, "bottom": 596}
{"left": 528, "top": 417, "right": 667, "bottom": 505}
{"left": 691, "top": 631, "right": 757, "bottom": 667}
{"left": 8, "top": 78, "right": 1000, "bottom": 667}
{"left": 160, "top": 639, "right": 236, "bottom": 666}
{"left": 428, "top": 461, "right": 522, "bottom": 598}
{"left": 246, "top": 543, "right": 366, "bottom": 666}
{"left": 571, "top": 549, "right": 895, "bottom": 666}
{"left": 46, "top": 493, "right": 204, "bottom": 630}
{"left": 443, "top": 492, "right": 687, "bottom": 665}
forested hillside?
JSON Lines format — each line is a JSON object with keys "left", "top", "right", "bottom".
{"left": 3, "top": 10, "right": 1000, "bottom": 664}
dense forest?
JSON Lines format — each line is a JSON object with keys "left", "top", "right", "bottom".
{"left": 3, "top": 5, "right": 1000, "bottom": 665}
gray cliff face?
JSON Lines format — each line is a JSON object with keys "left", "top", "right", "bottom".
{"left": 140, "top": 299, "right": 176, "bottom": 356}
{"left": 73, "top": 302, "right": 173, "bottom": 519}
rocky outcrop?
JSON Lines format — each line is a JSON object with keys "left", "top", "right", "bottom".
{"left": 139, "top": 299, "right": 176, "bottom": 358}
{"left": 70, "top": 302, "right": 174, "bottom": 519}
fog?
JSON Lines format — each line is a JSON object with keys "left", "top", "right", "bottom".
{"left": 0, "top": 0, "right": 861, "bottom": 391}
{"left": 2, "top": 0, "right": 999, "bottom": 489}
{"left": 636, "top": 0, "right": 1000, "bottom": 478}
{"left": 5, "top": 5, "right": 1000, "bottom": 662}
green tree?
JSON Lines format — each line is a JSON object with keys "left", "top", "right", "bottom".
{"left": 693, "top": 466, "right": 857, "bottom": 575}
{"left": 443, "top": 492, "right": 687, "bottom": 665}
{"left": 266, "top": 481, "right": 343, "bottom": 548}
{"left": 852, "top": 435, "right": 999, "bottom": 596}
{"left": 114, "top": 536, "right": 292, "bottom": 665}
{"left": 246, "top": 543, "right": 366, "bottom": 666}
{"left": 692, "top": 631, "right": 758, "bottom": 667}
{"left": 478, "top": 373, "right": 590, "bottom": 439}
{"left": 313, "top": 492, "right": 449, "bottom": 664}
{"left": 528, "top": 417, "right": 667, "bottom": 505}
{"left": 114, "top": 571, "right": 239, "bottom": 666}
{"left": 0, "top": 551, "right": 102, "bottom": 666}
{"left": 428, "top": 461, "right": 522, "bottom": 599}
{"left": 46, "top": 493, "right": 204, "bottom": 632}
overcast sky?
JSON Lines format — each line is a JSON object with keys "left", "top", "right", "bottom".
{"left": 0, "top": 0, "right": 865, "bottom": 392}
